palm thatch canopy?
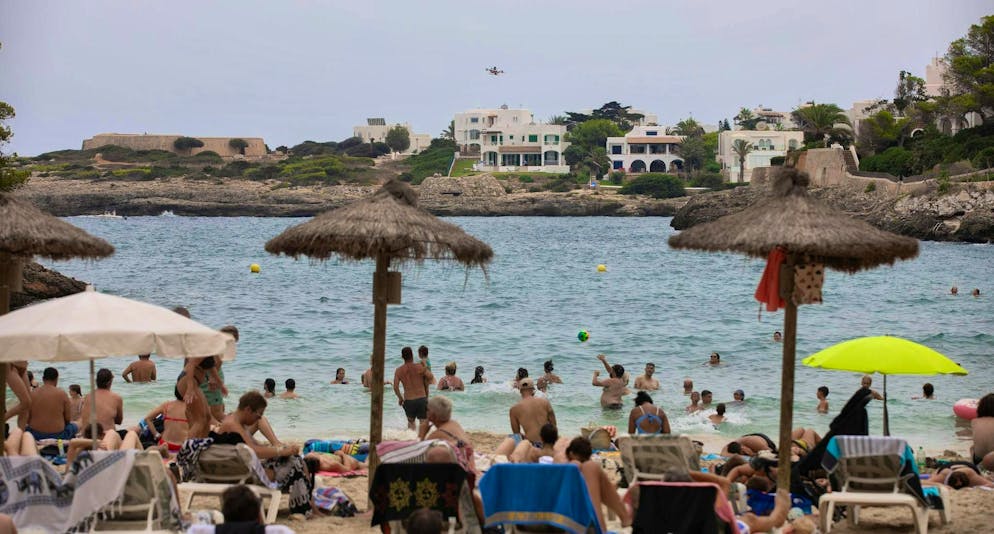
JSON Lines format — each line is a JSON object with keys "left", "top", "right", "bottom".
{"left": 0, "top": 194, "right": 114, "bottom": 260}
{"left": 265, "top": 179, "right": 493, "bottom": 267}
{"left": 668, "top": 168, "right": 918, "bottom": 273}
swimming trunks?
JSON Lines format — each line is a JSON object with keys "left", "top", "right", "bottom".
{"left": 402, "top": 397, "right": 428, "bottom": 420}
{"left": 508, "top": 433, "right": 543, "bottom": 449}
{"left": 605, "top": 403, "right": 624, "bottom": 410}
{"left": 634, "top": 405, "right": 664, "bottom": 434}
{"left": 27, "top": 422, "right": 78, "bottom": 441}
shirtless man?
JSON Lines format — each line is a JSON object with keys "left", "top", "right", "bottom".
{"left": 393, "top": 346, "right": 432, "bottom": 430}
{"left": 495, "top": 378, "right": 557, "bottom": 456}
{"left": 633, "top": 362, "right": 659, "bottom": 391}
{"left": 279, "top": 379, "right": 299, "bottom": 399}
{"left": 542, "top": 360, "right": 562, "bottom": 385}
{"left": 816, "top": 386, "right": 829, "bottom": 414}
{"left": 122, "top": 354, "right": 157, "bottom": 383}
{"left": 700, "top": 389, "right": 713, "bottom": 409}
{"left": 178, "top": 357, "right": 214, "bottom": 439}
{"left": 971, "top": 393, "right": 994, "bottom": 469}
{"left": 26, "top": 367, "right": 77, "bottom": 441}
{"left": 593, "top": 354, "right": 627, "bottom": 409}
{"left": 686, "top": 391, "right": 702, "bottom": 413}
{"left": 683, "top": 378, "right": 693, "bottom": 395}
{"left": 80, "top": 368, "right": 124, "bottom": 437}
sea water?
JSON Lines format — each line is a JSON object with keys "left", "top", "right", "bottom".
{"left": 27, "top": 216, "right": 994, "bottom": 450}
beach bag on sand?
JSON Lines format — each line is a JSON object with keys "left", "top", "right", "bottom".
{"left": 581, "top": 426, "right": 614, "bottom": 450}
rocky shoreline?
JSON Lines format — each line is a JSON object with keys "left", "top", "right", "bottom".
{"left": 16, "top": 175, "right": 685, "bottom": 217}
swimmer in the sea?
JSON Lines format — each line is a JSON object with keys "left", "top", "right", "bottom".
{"left": 592, "top": 354, "right": 626, "bottom": 409}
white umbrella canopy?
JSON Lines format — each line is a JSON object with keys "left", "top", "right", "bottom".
{"left": 0, "top": 287, "right": 236, "bottom": 362}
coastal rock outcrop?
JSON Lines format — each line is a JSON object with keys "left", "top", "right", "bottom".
{"left": 10, "top": 262, "right": 87, "bottom": 310}
{"left": 671, "top": 181, "right": 994, "bottom": 243}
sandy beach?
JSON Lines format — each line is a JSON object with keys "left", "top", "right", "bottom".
{"left": 177, "top": 429, "right": 994, "bottom": 534}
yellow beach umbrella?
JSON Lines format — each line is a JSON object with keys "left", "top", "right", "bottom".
{"left": 803, "top": 335, "right": 967, "bottom": 435}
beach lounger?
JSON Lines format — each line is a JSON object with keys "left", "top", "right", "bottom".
{"left": 373, "top": 440, "right": 481, "bottom": 534}
{"left": 817, "top": 436, "right": 951, "bottom": 534}
{"left": 90, "top": 449, "right": 183, "bottom": 532}
{"left": 615, "top": 434, "right": 700, "bottom": 485}
{"left": 624, "top": 481, "right": 740, "bottom": 534}
{"left": 177, "top": 443, "right": 282, "bottom": 524}
{"left": 479, "top": 463, "right": 601, "bottom": 534}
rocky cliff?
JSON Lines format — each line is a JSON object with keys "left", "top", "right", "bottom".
{"left": 17, "top": 175, "right": 686, "bottom": 217}
{"left": 672, "top": 181, "right": 994, "bottom": 243}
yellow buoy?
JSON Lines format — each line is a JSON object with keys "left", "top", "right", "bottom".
{"left": 250, "top": 263, "right": 261, "bottom": 273}
{"left": 596, "top": 264, "right": 607, "bottom": 272}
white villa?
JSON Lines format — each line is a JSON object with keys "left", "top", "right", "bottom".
{"left": 745, "top": 106, "right": 797, "bottom": 130}
{"left": 717, "top": 130, "right": 804, "bottom": 182}
{"left": 606, "top": 126, "right": 685, "bottom": 173}
{"left": 352, "top": 118, "right": 431, "bottom": 155}
{"left": 925, "top": 57, "right": 983, "bottom": 135}
{"left": 455, "top": 106, "right": 570, "bottom": 173}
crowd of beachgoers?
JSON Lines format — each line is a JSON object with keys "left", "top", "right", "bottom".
{"left": 4, "top": 302, "right": 994, "bottom": 534}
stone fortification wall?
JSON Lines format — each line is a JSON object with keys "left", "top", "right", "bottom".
{"left": 82, "top": 133, "right": 266, "bottom": 158}
{"left": 797, "top": 149, "right": 931, "bottom": 195}
{"left": 418, "top": 174, "right": 507, "bottom": 198}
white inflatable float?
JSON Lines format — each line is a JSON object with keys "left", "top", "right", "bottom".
{"left": 953, "top": 398, "right": 978, "bottom": 420}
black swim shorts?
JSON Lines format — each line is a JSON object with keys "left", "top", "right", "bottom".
{"left": 403, "top": 397, "right": 428, "bottom": 420}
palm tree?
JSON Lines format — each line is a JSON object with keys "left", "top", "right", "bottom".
{"left": 670, "top": 117, "right": 704, "bottom": 137}
{"left": 792, "top": 103, "right": 852, "bottom": 147}
{"left": 439, "top": 120, "right": 455, "bottom": 140}
{"left": 731, "top": 139, "right": 753, "bottom": 183}
{"left": 547, "top": 114, "right": 568, "bottom": 125}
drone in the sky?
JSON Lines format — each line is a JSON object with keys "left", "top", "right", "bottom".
{"left": 485, "top": 66, "right": 505, "bottom": 76}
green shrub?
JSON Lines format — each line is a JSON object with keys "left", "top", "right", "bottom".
{"left": 608, "top": 171, "right": 625, "bottom": 184}
{"left": 518, "top": 175, "right": 534, "bottom": 183}
{"left": 184, "top": 151, "right": 223, "bottom": 164}
{"left": 217, "top": 160, "right": 254, "bottom": 178}
{"left": 860, "top": 147, "right": 913, "bottom": 177}
{"left": 398, "top": 172, "right": 414, "bottom": 182}
{"left": 690, "top": 172, "right": 724, "bottom": 189}
{"left": 937, "top": 173, "right": 951, "bottom": 195}
{"left": 173, "top": 137, "right": 204, "bottom": 151}
{"left": 619, "top": 173, "right": 686, "bottom": 198}
{"left": 228, "top": 138, "right": 249, "bottom": 155}
{"left": 545, "top": 175, "right": 579, "bottom": 192}
{"left": 864, "top": 182, "right": 876, "bottom": 193}
{"left": 770, "top": 156, "right": 786, "bottom": 166}
{"left": 404, "top": 141, "right": 457, "bottom": 181}
{"left": 972, "top": 147, "right": 994, "bottom": 170}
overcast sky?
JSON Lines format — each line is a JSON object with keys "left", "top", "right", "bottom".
{"left": 2, "top": 1, "right": 990, "bottom": 155}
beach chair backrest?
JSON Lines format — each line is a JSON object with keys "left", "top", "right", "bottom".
{"left": 630, "top": 482, "right": 739, "bottom": 534}
{"left": 617, "top": 434, "right": 700, "bottom": 484}
{"left": 838, "top": 454, "right": 904, "bottom": 493}
{"left": 196, "top": 443, "right": 259, "bottom": 484}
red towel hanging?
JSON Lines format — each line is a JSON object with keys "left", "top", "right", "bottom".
{"left": 755, "top": 246, "right": 786, "bottom": 312}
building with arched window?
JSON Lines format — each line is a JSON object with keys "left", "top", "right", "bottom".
{"left": 605, "top": 126, "right": 685, "bottom": 174}
{"left": 717, "top": 130, "right": 804, "bottom": 182}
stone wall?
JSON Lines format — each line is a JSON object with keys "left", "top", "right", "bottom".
{"left": 418, "top": 174, "right": 507, "bottom": 199}
{"left": 82, "top": 133, "right": 266, "bottom": 158}
{"left": 797, "top": 149, "right": 931, "bottom": 195}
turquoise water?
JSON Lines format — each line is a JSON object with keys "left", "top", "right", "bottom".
{"left": 27, "top": 215, "right": 994, "bottom": 450}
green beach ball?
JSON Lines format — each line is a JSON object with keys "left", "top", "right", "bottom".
{"left": 577, "top": 330, "right": 589, "bottom": 342}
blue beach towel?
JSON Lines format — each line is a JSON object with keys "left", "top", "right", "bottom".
{"left": 480, "top": 463, "right": 602, "bottom": 534}
{"left": 303, "top": 439, "right": 370, "bottom": 462}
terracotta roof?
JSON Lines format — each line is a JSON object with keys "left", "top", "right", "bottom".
{"left": 626, "top": 136, "right": 683, "bottom": 144}
{"left": 499, "top": 145, "right": 543, "bottom": 153}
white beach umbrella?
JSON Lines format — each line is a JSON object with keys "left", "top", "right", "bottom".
{"left": 0, "top": 286, "right": 236, "bottom": 443}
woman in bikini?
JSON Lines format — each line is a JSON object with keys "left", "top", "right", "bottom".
{"left": 628, "top": 391, "right": 671, "bottom": 435}
{"left": 177, "top": 357, "right": 213, "bottom": 439}
{"left": 4, "top": 361, "right": 32, "bottom": 429}
{"left": 418, "top": 395, "right": 478, "bottom": 485}
{"left": 143, "top": 387, "right": 189, "bottom": 456}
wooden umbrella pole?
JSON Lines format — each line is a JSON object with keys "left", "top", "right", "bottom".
{"left": 368, "top": 253, "right": 389, "bottom": 488}
{"left": 89, "top": 359, "right": 99, "bottom": 450}
{"left": 777, "top": 253, "right": 798, "bottom": 494}
{"left": 0, "top": 253, "right": 10, "bottom": 455}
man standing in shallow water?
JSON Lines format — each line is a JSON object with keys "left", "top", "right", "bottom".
{"left": 592, "top": 354, "right": 627, "bottom": 409}
{"left": 122, "top": 354, "right": 157, "bottom": 383}
{"left": 495, "top": 377, "right": 557, "bottom": 456}
{"left": 393, "top": 346, "right": 432, "bottom": 430}
{"left": 634, "top": 363, "right": 659, "bottom": 391}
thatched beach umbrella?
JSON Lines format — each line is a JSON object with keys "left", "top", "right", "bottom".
{"left": 265, "top": 179, "right": 492, "bottom": 476}
{"left": 0, "top": 193, "right": 114, "bottom": 453}
{"left": 668, "top": 168, "right": 918, "bottom": 492}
